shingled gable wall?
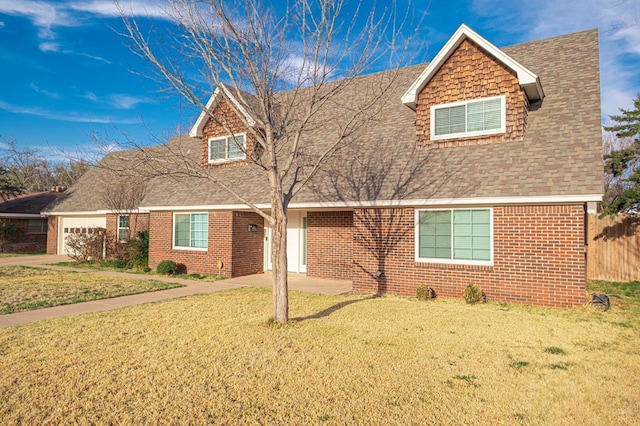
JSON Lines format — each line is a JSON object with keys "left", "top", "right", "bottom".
{"left": 350, "top": 205, "right": 586, "bottom": 307}
{"left": 148, "top": 210, "right": 263, "bottom": 276}
{"left": 200, "top": 97, "right": 257, "bottom": 168}
{"left": 415, "top": 38, "right": 530, "bottom": 149}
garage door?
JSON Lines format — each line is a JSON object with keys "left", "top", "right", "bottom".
{"left": 59, "top": 216, "right": 107, "bottom": 254}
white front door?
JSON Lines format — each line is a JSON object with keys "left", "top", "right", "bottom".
{"left": 265, "top": 211, "right": 307, "bottom": 273}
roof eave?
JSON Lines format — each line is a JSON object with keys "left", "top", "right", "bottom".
{"left": 189, "top": 85, "right": 258, "bottom": 138}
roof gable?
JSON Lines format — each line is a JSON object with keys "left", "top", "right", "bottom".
{"left": 189, "top": 85, "right": 258, "bottom": 138}
{"left": 402, "top": 24, "right": 544, "bottom": 110}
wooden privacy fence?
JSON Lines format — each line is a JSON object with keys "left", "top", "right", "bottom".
{"left": 587, "top": 213, "right": 640, "bottom": 282}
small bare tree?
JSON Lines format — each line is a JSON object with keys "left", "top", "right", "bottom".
{"left": 117, "top": 0, "right": 421, "bottom": 322}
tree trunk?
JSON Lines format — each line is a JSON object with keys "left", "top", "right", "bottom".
{"left": 271, "top": 199, "right": 289, "bottom": 322}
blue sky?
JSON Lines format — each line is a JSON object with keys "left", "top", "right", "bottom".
{"left": 0, "top": 0, "right": 639, "bottom": 159}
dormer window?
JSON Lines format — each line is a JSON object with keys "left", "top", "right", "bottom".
{"left": 208, "top": 134, "right": 246, "bottom": 163}
{"left": 431, "top": 95, "right": 505, "bottom": 140}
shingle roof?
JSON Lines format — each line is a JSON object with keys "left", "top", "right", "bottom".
{"left": 47, "top": 28, "right": 603, "bottom": 214}
{"left": 0, "top": 191, "right": 63, "bottom": 215}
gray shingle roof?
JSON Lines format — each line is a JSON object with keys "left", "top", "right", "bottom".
{"left": 48, "top": 28, "right": 603, "bottom": 214}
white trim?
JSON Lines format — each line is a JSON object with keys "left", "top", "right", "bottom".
{"left": 172, "top": 212, "right": 209, "bottom": 251}
{"left": 0, "top": 213, "right": 44, "bottom": 219}
{"left": 414, "top": 207, "right": 494, "bottom": 266}
{"left": 402, "top": 24, "right": 544, "bottom": 110}
{"left": 189, "top": 86, "right": 257, "bottom": 138}
{"left": 45, "top": 210, "right": 149, "bottom": 216}
{"left": 208, "top": 133, "right": 247, "bottom": 164}
{"left": 142, "top": 194, "right": 603, "bottom": 212}
{"left": 430, "top": 95, "right": 506, "bottom": 141}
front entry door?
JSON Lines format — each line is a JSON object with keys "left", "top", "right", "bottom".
{"left": 265, "top": 211, "right": 307, "bottom": 273}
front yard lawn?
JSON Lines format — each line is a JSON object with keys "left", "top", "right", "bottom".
{"left": 0, "top": 285, "right": 638, "bottom": 424}
{"left": 0, "top": 266, "right": 184, "bottom": 314}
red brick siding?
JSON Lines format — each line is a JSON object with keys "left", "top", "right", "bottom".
{"left": 231, "top": 212, "right": 265, "bottom": 277}
{"left": 0, "top": 217, "right": 48, "bottom": 253}
{"left": 201, "top": 98, "right": 258, "bottom": 168}
{"left": 416, "top": 38, "right": 529, "bottom": 149}
{"left": 148, "top": 210, "right": 263, "bottom": 277}
{"left": 307, "top": 211, "right": 353, "bottom": 280}
{"left": 46, "top": 216, "right": 58, "bottom": 254}
{"left": 352, "top": 205, "right": 586, "bottom": 307}
{"left": 105, "top": 213, "right": 150, "bottom": 241}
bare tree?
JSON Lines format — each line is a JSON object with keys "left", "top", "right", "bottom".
{"left": 0, "top": 136, "right": 89, "bottom": 192}
{"left": 117, "top": 0, "right": 420, "bottom": 322}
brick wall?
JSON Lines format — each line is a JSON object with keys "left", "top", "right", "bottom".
{"left": 0, "top": 217, "right": 48, "bottom": 253}
{"left": 148, "top": 210, "right": 264, "bottom": 277}
{"left": 231, "top": 212, "right": 265, "bottom": 276}
{"left": 46, "top": 216, "right": 58, "bottom": 254}
{"left": 351, "top": 205, "right": 587, "bottom": 307}
{"left": 201, "top": 97, "right": 258, "bottom": 168}
{"left": 415, "top": 38, "right": 529, "bottom": 149}
{"left": 105, "top": 213, "right": 150, "bottom": 241}
{"left": 307, "top": 211, "right": 353, "bottom": 280}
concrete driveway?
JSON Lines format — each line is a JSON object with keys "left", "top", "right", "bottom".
{"left": 0, "top": 254, "right": 352, "bottom": 327}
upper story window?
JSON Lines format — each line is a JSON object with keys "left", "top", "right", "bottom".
{"left": 27, "top": 218, "right": 47, "bottom": 234}
{"left": 208, "top": 134, "right": 246, "bottom": 163}
{"left": 117, "top": 215, "right": 130, "bottom": 243}
{"left": 173, "top": 212, "right": 208, "bottom": 250}
{"left": 430, "top": 95, "right": 505, "bottom": 140}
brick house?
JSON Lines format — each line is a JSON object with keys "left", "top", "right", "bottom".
{"left": 0, "top": 189, "right": 64, "bottom": 253}
{"left": 44, "top": 25, "right": 603, "bottom": 307}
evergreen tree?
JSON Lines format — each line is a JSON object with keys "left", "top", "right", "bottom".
{"left": 602, "top": 94, "right": 640, "bottom": 216}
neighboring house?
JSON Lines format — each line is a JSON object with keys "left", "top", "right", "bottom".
{"left": 0, "top": 188, "right": 64, "bottom": 252}
{"left": 42, "top": 152, "right": 150, "bottom": 255}
{"left": 44, "top": 25, "right": 603, "bottom": 307}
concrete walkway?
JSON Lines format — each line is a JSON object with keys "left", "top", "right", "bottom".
{"left": 0, "top": 255, "right": 352, "bottom": 328}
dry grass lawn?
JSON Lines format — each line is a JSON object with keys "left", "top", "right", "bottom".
{"left": 0, "top": 287, "right": 638, "bottom": 424}
{"left": 0, "top": 266, "right": 183, "bottom": 314}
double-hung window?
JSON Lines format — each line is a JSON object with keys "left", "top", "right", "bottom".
{"left": 431, "top": 95, "right": 505, "bottom": 140}
{"left": 174, "top": 213, "right": 208, "bottom": 249}
{"left": 416, "top": 209, "right": 492, "bottom": 264}
{"left": 27, "top": 218, "right": 47, "bottom": 234}
{"left": 117, "top": 215, "right": 130, "bottom": 242}
{"left": 208, "top": 134, "right": 246, "bottom": 163}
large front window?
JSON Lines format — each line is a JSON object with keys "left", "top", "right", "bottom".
{"left": 416, "top": 209, "right": 492, "bottom": 264}
{"left": 431, "top": 96, "right": 505, "bottom": 140}
{"left": 174, "top": 213, "right": 208, "bottom": 249}
{"left": 208, "top": 134, "right": 246, "bottom": 163}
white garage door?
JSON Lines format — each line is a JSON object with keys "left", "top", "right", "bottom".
{"left": 59, "top": 216, "right": 107, "bottom": 254}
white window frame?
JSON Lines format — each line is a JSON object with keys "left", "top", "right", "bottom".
{"left": 208, "top": 133, "right": 246, "bottom": 164}
{"left": 117, "top": 215, "right": 130, "bottom": 243}
{"left": 430, "top": 95, "right": 506, "bottom": 141}
{"left": 172, "top": 212, "right": 208, "bottom": 251}
{"left": 414, "top": 208, "right": 494, "bottom": 266}
{"left": 27, "top": 218, "right": 47, "bottom": 234}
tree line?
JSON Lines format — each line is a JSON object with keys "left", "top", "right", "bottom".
{"left": 0, "top": 137, "right": 89, "bottom": 201}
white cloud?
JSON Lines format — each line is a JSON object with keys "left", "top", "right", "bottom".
{"left": 109, "top": 94, "right": 151, "bottom": 109}
{"left": 83, "top": 92, "right": 98, "bottom": 102}
{"left": 0, "top": 100, "right": 138, "bottom": 124}
{"left": 38, "top": 41, "right": 60, "bottom": 52}
{"left": 69, "top": 0, "right": 168, "bottom": 18}
{"left": 30, "top": 82, "right": 60, "bottom": 99}
{"left": 0, "top": 0, "right": 76, "bottom": 39}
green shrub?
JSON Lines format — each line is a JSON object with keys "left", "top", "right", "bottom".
{"left": 416, "top": 285, "right": 435, "bottom": 301}
{"left": 143, "top": 266, "right": 152, "bottom": 273}
{"left": 156, "top": 260, "right": 177, "bottom": 275}
{"left": 128, "top": 231, "right": 149, "bottom": 268}
{"left": 463, "top": 284, "right": 485, "bottom": 304}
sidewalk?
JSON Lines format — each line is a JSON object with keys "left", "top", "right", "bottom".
{"left": 0, "top": 255, "right": 352, "bottom": 328}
